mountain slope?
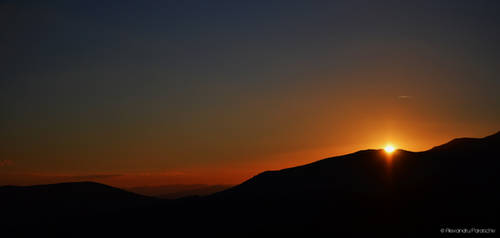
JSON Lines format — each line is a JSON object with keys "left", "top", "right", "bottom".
{"left": 127, "top": 184, "right": 232, "bottom": 198}
{"left": 1, "top": 181, "right": 157, "bottom": 229}
{"left": 1, "top": 181, "right": 151, "bottom": 202}
{"left": 2, "top": 132, "right": 499, "bottom": 237}
{"left": 213, "top": 131, "right": 499, "bottom": 200}
{"left": 201, "top": 131, "right": 500, "bottom": 236}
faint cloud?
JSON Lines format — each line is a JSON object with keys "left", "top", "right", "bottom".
{"left": 0, "top": 160, "right": 13, "bottom": 167}
{"left": 397, "top": 95, "right": 413, "bottom": 99}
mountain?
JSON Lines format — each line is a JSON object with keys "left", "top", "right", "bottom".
{"left": 1, "top": 181, "right": 157, "bottom": 233}
{"left": 213, "top": 131, "right": 499, "bottom": 200}
{"left": 203, "top": 131, "right": 500, "bottom": 236}
{"left": 1, "top": 181, "right": 152, "bottom": 203}
{"left": 2, "top": 132, "right": 499, "bottom": 237}
{"left": 126, "top": 184, "right": 232, "bottom": 199}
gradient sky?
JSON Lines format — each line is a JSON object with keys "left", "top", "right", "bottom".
{"left": 1, "top": 0, "right": 499, "bottom": 187}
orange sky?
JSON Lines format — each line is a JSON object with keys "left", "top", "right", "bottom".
{"left": 1, "top": 127, "right": 497, "bottom": 188}
{"left": 1, "top": 1, "right": 499, "bottom": 188}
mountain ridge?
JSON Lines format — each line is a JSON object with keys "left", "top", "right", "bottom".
{"left": 2, "top": 131, "right": 499, "bottom": 237}
{"left": 210, "top": 131, "right": 499, "bottom": 202}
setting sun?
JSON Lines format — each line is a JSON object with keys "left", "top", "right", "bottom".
{"left": 384, "top": 145, "right": 396, "bottom": 153}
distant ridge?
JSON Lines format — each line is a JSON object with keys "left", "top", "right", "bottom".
{"left": 2, "top": 131, "right": 499, "bottom": 237}
{"left": 1, "top": 181, "right": 157, "bottom": 231}
{"left": 198, "top": 131, "right": 499, "bottom": 236}
{"left": 126, "top": 184, "right": 232, "bottom": 199}
{"left": 0, "top": 181, "right": 151, "bottom": 200}
{"left": 429, "top": 131, "right": 500, "bottom": 152}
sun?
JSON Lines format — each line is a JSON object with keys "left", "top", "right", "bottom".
{"left": 384, "top": 145, "right": 396, "bottom": 153}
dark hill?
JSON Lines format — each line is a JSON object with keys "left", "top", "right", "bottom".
{"left": 1, "top": 181, "right": 150, "bottom": 201}
{"left": 126, "top": 184, "right": 232, "bottom": 198}
{"left": 1, "top": 181, "right": 157, "bottom": 232}
{"left": 2, "top": 131, "right": 499, "bottom": 237}
{"left": 201, "top": 131, "right": 499, "bottom": 236}
{"left": 213, "top": 131, "right": 500, "bottom": 201}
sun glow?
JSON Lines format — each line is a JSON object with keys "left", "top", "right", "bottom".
{"left": 384, "top": 145, "right": 396, "bottom": 154}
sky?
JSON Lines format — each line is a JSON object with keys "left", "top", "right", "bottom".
{"left": 1, "top": 0, "right": 499, "bottom": 187}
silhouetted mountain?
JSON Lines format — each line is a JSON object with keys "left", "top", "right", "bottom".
{"left": 127, "top": 184, "right": 232, "bottom": 199}
{"left": 1, "top": 181, "right": 151, "bottom": 202}
{"left": 3, "top": 132, "right": 499, "bottom": 237}
{"left": 1, "top": 181, "right": 157, "bottom": 233}
{"left": 203, "top": 131, "right": 499, "bottom": 236}
{"left": 213, "top": 131, "right": 499, "bottom": 201}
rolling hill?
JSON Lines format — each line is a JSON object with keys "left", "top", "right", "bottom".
{"left": 2, "top": 131, "right": 499, "bottom": 237}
